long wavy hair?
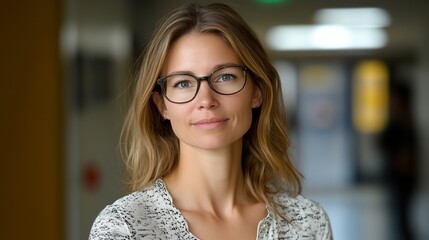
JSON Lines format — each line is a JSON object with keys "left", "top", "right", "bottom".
{"left": 121, "top": 3, "right": 302, "bottom": 214}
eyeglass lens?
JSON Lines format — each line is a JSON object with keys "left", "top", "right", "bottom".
{"left": 160, "top": 66, "right": 247, "bottom": 103}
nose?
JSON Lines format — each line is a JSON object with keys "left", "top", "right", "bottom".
{"left": 195, "top": 81, "right": 219, "bottom": 109}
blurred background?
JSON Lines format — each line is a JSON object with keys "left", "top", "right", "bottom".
{"left": 1, "top": 0, "right": 428, "bottom": 239}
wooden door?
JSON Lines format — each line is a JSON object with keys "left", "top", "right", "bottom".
{"left": 0, "top": 1, "right": 63, "bottom": 239}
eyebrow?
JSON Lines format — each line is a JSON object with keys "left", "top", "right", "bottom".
{"left": 164, "top": 63, "right": 243, "bottom": 77}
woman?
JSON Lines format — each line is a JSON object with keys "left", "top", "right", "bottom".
{"left": 90, "top": 3, "right": 332, "bottom": 240}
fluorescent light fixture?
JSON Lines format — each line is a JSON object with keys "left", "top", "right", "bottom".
{"left": 266, "top": 25, "right": 388, "bottom": 51}
{"left": 315, "top": 7, "right": 391, "bottom": 28}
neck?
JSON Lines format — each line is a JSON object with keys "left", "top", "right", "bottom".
{"left": 164, "top": 139, "right": 247, "bottom": 217}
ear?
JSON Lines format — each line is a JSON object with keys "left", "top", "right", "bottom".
{"left": 152, "top": 92, "right": 169, "bottom": 119}
{"left": 251, "top": 86, "right": 262, "bottom": 108}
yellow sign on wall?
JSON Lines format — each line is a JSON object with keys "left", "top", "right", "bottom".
{"left": 353, "top": 60, "right": 389, "bottom": 133}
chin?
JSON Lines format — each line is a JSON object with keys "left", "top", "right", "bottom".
{"left": 185, "top": 137, "right": 243, "bottom": 151}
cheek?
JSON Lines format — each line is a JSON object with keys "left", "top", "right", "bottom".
{"left": 240, "top": 106, "right": 254, "bottom": 127}
{"left": 164, "top": 104, "right": 189, "bottom": 132}
{"left": 232, "top": 98, "right": 254, "bottom": 128}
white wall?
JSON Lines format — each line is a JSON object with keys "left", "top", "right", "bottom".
{"left": 62, "top": 0, "right": 132, "bottom": 239}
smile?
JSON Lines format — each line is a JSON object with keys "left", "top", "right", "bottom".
{"left": 191, "top": 118, "right": 229, "bottom": 129}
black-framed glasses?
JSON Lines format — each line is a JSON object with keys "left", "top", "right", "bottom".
{"left": 157, "top": 65, "right": 248, "bottom": 104}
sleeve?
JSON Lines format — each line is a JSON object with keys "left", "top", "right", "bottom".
{"left": 316, "top": 206, "right": 333, "bottom": 240}
{"left": 89, "top": 205, "right": 132, "bottom": 240}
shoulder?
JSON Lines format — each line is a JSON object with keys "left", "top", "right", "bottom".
{"left": 275, "top": 192, "right": 327, "bottom": 219}
{"left": 89, "top": 179, "right": 174, "bottom": 239}
{"left": 105, "top": 179, "right": 172, "bottom": 212}
{"left": 98, "top": 179, "right": 170, "bottom": 220}
{"left": 273, "top": 191, "right": 333, "bottom": 239}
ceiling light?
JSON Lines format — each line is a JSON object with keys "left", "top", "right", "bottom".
{"left": 266, "top": 25, "right": 388, "bottom": 51}
{"left": 315, "top": 7, "right": 391, "bottom": 28}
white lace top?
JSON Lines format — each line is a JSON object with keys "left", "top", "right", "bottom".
{"left": 89, "top": 179, "right": 332, "bottom": 240}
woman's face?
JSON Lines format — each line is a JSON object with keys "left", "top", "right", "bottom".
{"left": 153, "top": 33, "right": 262, "bottom": 151}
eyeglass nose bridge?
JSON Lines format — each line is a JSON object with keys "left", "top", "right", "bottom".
{"left": 195, "top": 75, "right": 210, "bottom": 82}
{"left": 194, "top": 75, "right": 217, "bottom": 94}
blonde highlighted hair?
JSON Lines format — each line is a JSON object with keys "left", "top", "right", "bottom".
{"left": 121, "top": 2, "right": 302, "bottom": 212}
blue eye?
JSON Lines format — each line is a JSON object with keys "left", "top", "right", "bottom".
{"left": 174, "top": 80, "right": 192, "bottom": 89}
{"left": 180, "top": 81, "right": 189, "bottom": 88}
{"left": 219, "top": 74, "right": 235, "bottom": 82}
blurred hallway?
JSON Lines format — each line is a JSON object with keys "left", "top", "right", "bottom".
{"left": 64, "top": 1, "right": 429, "bottom": 239}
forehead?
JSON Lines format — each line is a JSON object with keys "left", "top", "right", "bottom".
{"left": 162, "top": 33, "right": 241, "bottom": 75}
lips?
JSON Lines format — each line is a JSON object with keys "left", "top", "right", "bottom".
{"left": 192, "top": 118, "right": 229, "bottom": 129}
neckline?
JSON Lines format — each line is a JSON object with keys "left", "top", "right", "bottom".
{"left": 155, "top": 178, "right": 199, "bottom": 238}
{"left": 154, "top": 178, "right": 272, "bottom": 236}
